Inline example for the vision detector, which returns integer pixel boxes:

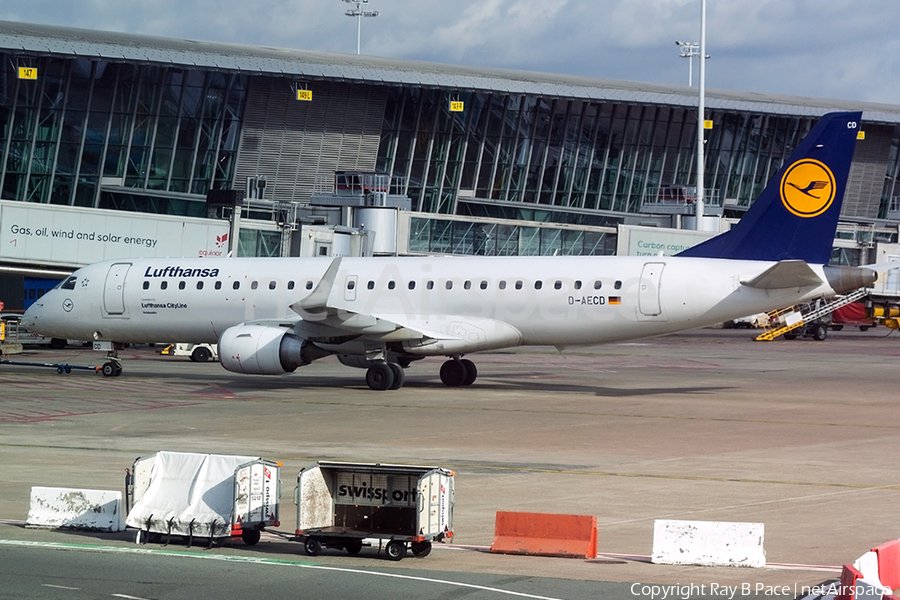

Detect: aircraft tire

[101,362,117,377]
[460,359,477,386]
[388,363,405,390]
[366,363,395,391]
[439,360,466,387]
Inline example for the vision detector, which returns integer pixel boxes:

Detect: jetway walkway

[754,288,870,341]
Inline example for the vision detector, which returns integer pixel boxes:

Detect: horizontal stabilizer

[740,260,822,290]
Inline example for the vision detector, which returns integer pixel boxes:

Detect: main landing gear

[439,358,477,387]
[365,362,406,391]
[362,357,478,391]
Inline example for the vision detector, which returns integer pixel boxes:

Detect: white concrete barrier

[651,519,766,567]
[26,487,125,532]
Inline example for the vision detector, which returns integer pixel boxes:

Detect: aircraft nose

[21,302,41,328]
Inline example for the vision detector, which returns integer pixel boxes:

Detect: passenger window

[287,281,295,290]
[215,281,222,290]
[347,280,356,290]
[233,281,240,290]
[480,281,488,290]
[197,281,204,290]
[464,281,472,290]
[499,280,507,290]
[515,280,523,290]
[426,280,434,290]
[251,281,259,290]
[554,280,562,290]
[408,281,416,290]
[161,281,168,290]
[269,281,276,290]
[306,281,313,290]
[367,281,375,290]
[445,281,453,290]
[534,281,543,290]
[615,280,622,290]
[388,281,395,290]
[574,280,582,290]
[594,280,602,290]
[179,281,186,290]
[142,281,150,290]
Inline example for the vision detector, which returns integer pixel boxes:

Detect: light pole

[675,40,709,87]
[695,0,708,230]
[343,0,379,55]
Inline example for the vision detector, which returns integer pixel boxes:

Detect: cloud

[1,0,898,103]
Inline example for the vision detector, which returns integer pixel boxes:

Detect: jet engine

[218,325,329,375]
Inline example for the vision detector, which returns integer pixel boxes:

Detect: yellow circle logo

[780,159,836,218]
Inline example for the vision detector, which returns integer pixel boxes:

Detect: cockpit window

[58,276,77,290]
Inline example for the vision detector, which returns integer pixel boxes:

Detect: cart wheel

[385,540,405,561]
[304,537,322,556]
[411,541,432,558]
[101,362,116,377]
[56,366,64,374]
[241,529,261,546]
[345,539,363,555]
[64,365,71,374]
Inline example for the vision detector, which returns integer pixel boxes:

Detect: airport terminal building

[2,20,900,307]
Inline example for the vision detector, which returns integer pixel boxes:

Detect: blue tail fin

[677,111,862,264]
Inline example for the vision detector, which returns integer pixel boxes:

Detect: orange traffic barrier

[490,511,597,559]
[874,540,900,591]
[835,563,864,600]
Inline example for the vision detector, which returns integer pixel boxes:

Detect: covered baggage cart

[126,451,280,546]
[294,461,454,560]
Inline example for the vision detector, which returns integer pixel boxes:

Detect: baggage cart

[294,461,454,560]
[126,451,280,546]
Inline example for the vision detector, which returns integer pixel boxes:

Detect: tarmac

[1,327,899,594]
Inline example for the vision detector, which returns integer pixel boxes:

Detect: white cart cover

[126,451,256,537]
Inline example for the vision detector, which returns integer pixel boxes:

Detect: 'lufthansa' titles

[144,266,220,278]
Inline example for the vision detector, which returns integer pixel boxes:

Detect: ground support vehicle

[126,451,280,547]
[160,343,218,362]
[294,461,454,561]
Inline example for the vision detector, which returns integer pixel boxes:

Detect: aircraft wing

[740,260,823,290]
[287,258,522,351]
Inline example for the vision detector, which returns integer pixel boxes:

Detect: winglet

[297,257,342,311]
[678,112,862,264]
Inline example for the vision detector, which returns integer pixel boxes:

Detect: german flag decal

[608,296,622,305]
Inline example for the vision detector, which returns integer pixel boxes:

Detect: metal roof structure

[3,19,900,123]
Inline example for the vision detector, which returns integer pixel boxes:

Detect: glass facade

[2,49,900,246]
[408,216,615,256]
[1,54,247,215]
[374,89,852,220]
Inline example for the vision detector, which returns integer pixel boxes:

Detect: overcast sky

[2,0,898,105]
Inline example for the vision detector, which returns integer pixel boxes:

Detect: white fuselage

[25,255,833,353]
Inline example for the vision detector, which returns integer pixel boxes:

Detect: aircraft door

[638,262,665,317]
[103,262,132,316]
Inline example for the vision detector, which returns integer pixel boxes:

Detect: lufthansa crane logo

[780,159,836,218]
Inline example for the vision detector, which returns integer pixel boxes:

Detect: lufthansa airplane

[23,112,876,390]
